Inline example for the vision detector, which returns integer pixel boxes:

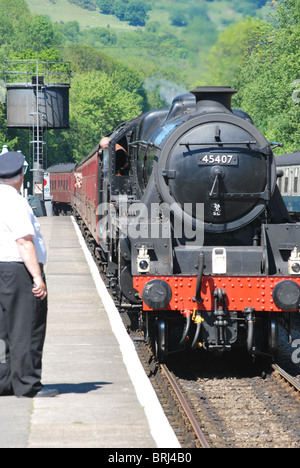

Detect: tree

[81,27,117,46]
[124,1,151,27]
[233,1,300,153]
[0,0,31,53]
[56,21,81,44]
[95,0,114,14]
[66,71,143,161]
[0,0,31,24]
[170,9,189,27]
[276,0,300,28]
[112,0,151,26]
[202,17,269,86]
[114,0,129,21]
[63,44,116,73]
[28,15,53,51]
[0,103,19,152]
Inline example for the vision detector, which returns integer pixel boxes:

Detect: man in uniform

[0,151,58,397]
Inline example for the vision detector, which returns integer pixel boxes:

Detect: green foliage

[65,71,143,161]
[112,0,151,26]
[276,0,300,28]
[202,17,269,86]
[81,27,117,47]
[116,28,189,61]
[27,15,61,51]
[0,103,19,152]
[170,8,189,27]
[67,0,97,10]
[233,0,300,153]
[96,0,114,14]
[55,21,81,44]
[71,0,152,26]
[124,1,151,27]
[62,44,144,92]
[1,0,299,168]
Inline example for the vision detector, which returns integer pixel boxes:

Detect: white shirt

[0,185,47,264]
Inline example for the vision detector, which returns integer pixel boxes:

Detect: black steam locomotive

[50,86,300,360]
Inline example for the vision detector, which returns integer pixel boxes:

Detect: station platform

[0,216,180,449]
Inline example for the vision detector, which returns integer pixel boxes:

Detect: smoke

[144,75,188,106]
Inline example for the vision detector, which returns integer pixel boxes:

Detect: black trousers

[0,262,47,397]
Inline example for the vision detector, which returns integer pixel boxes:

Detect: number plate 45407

[198,154,238,166]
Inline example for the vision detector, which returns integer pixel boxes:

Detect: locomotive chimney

[191,86,237,114]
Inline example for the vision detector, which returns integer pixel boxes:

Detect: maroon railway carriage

[70,147,99,243]
[47,163,76,215]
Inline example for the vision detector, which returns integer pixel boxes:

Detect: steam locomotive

[49,87,300,360]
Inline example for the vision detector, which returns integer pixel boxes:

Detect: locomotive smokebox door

[154,87,277,234]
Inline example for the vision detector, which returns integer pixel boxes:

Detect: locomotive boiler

[50,86,300,361]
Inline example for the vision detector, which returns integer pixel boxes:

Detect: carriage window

[294,177,298,193]
[284,177,289,193]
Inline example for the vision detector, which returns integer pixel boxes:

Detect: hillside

[26,0,266,33]
[25,0,269,87]
[26,0,135,31]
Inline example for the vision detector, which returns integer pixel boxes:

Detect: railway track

[272,363,300,397]
[160,364,210,448]
[134,324,300,448]
[135,336,300,448]
[133,338,211,448]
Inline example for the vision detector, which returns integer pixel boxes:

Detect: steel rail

[161,364,210,448]
[272,364,300,393]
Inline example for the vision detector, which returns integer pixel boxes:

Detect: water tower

[5,60,71,200]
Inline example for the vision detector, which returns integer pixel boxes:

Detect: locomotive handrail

[209,190,271,200]
[180,141,257,150]
[128,140,161,150]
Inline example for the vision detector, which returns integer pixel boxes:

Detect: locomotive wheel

[154,318,168,361]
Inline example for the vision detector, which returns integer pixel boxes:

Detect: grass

[26,0,246,33]
[26,0,135,31]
